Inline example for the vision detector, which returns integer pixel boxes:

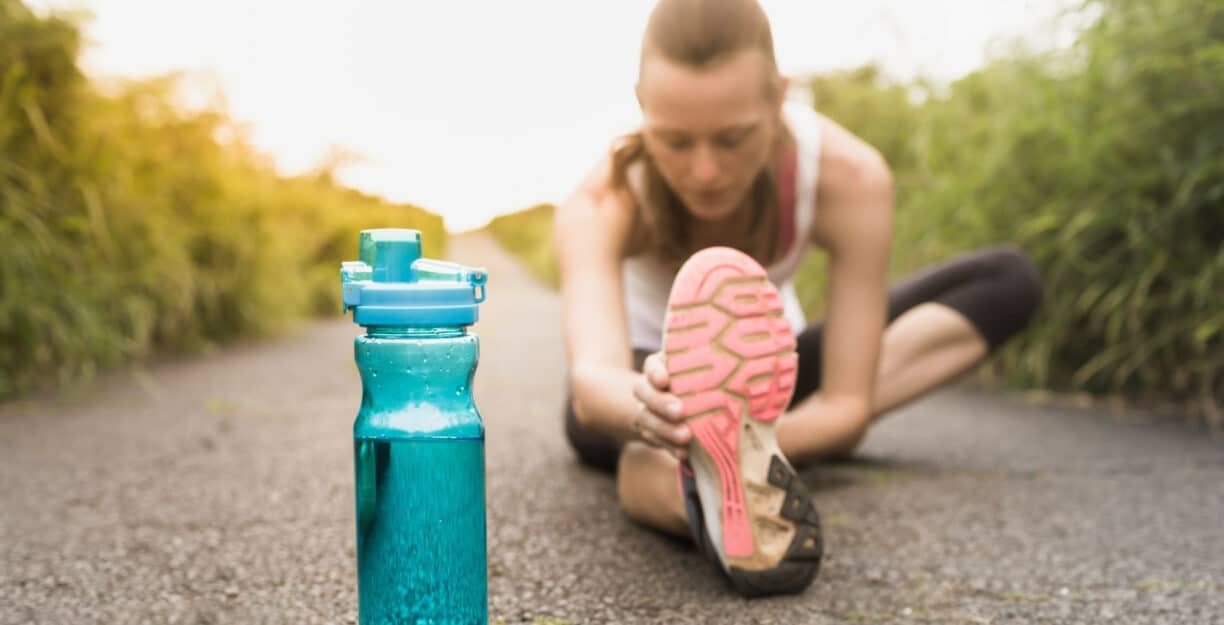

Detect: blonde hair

[612,0,791,268]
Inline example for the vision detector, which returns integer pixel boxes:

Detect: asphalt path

[3,232,1222,624]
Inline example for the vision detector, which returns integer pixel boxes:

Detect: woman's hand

[630,353,692,460]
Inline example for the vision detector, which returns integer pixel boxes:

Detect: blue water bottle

[341,228,489,625]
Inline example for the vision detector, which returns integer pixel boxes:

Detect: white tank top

[622,101,822,351]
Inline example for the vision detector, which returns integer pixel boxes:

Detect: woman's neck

[686,195,754,249]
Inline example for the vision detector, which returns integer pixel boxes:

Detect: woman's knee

[982,245,1044,317]
[956,245,1044,349]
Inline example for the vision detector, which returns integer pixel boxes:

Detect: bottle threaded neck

[365,326,467,339]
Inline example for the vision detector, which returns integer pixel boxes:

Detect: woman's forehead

[638,50,773,134]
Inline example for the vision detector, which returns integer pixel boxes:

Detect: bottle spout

[412,259,488,303]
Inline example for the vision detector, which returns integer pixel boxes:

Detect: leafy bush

[797,0,1223,420]
[487,203,558,288]
[0,1,444,398]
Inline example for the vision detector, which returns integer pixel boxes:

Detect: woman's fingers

[636,408,695,462]
[632,375,685,424]
[634,401,691,446]
[642,352,670,390]
[632,353,691,457]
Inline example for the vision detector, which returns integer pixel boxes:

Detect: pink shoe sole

[663,247,822,594]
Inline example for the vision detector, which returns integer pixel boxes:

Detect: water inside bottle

[354,437,486,625]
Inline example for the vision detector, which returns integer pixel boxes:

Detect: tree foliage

[0,1,445,397]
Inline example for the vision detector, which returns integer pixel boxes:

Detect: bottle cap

[340,229,487,327]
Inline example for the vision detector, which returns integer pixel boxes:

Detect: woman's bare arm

[555,153,687,446]
[778,115,894,463]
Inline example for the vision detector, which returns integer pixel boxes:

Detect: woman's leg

[778,303,991,462]
[610,245,1043,535]
[780,245,1043,460]
[616,441,689,537]
[563,353,690,535]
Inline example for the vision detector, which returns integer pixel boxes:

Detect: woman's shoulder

[811,113,891,190]
[807,113,895,250]
[562,142,638,217]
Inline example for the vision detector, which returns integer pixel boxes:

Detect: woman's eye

[716,132,750,149]
[667,140,693,151]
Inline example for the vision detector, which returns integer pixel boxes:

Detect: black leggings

[564,245,1044,473]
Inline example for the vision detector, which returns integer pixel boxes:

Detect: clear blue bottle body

[353,325,486,625]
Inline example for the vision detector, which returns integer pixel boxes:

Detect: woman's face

[637,49,783,221]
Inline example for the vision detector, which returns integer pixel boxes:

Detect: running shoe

[663,246,823,597]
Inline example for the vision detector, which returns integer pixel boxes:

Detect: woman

[554,0,1042,598]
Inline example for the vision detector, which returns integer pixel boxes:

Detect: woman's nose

[691,144,720,185]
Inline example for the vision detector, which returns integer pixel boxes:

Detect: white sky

[30,0,1069,231]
